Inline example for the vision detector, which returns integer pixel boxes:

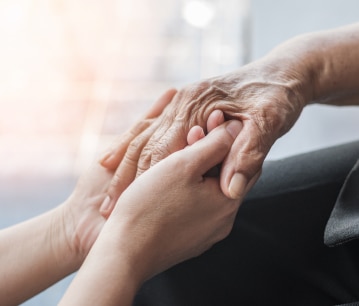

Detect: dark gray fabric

[325,159,359,246]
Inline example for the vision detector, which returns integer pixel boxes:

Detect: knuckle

[127,137,142,155]
[109,172,121,191]
[151,147,171,166]
[126,133,148,161]
[121,152,140,172]
[151,125,187,166]
[135,168,145,178]
[137,149,152,177]
[229,139,266,180]
[150,139,173,166]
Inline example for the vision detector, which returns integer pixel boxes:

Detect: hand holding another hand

[59,89,178,264]
[61,120,243,305]
[109,119,243,281]
[102,61,309,203]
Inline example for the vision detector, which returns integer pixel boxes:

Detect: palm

[65,163,114,259]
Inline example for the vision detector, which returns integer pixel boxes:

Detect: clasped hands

[62,61,307,301]
[100,62,306,214]
[63,88,242,280]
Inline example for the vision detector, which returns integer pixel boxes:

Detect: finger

[100,121,158,218]
[144,88,177,119]
[140,97,224,177]
[187,124,221,177]
[106,122,158,208]
[137,122,187,177]
[187,126,205,145]
[99,119,152,170]
[100,88,176,169]
[184,120,242,176]
[220,122,271,200]
[99,195,112,219]
[197,109,225,177]
[206,109,225,133]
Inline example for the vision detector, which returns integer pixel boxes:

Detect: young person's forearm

[0,204,79,305]
[60,221,140,306]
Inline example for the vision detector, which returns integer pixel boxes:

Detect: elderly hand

[101,58,311,203]
[101,23,359,206]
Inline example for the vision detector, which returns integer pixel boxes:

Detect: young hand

[61,119,242,306]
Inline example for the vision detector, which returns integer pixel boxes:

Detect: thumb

[220,122,270,200]
[184,120,242,176]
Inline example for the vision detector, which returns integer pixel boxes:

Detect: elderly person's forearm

[101,22,359,205]
[264,22,359,106]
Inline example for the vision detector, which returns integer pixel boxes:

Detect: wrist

[261,37,317,108]
[265,24,359,106]
[54,202,85,271]
[60,219,144,306]
[226,54,312,138]
[103,218,149,284]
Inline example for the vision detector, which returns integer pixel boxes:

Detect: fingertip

[219,165,245,200]
[162,88,178,103]
[225,120,242,139]
[99,152,118,170]
[207,109,225,132]
[185,122,240,175]
[228,172,247,199]
[168,87,178,96]
[99,151,112,165]
[187,125,205,145]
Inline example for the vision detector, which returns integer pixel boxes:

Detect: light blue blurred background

[0,0,358,304]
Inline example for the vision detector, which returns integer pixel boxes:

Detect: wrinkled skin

[101,23,359,208]
[101,59,308,206]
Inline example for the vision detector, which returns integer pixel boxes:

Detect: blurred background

[0,0,358,304]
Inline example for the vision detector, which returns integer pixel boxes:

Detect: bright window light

[182,1,215,28]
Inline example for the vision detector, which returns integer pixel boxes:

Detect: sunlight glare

[182,1,215,28]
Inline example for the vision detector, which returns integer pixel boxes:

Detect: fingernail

[226,121,242,139]
[228,173,247,199]
[100,195,111,213]
[215,110,224,123]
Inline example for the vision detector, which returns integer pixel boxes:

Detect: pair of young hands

[62,89,243,292]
